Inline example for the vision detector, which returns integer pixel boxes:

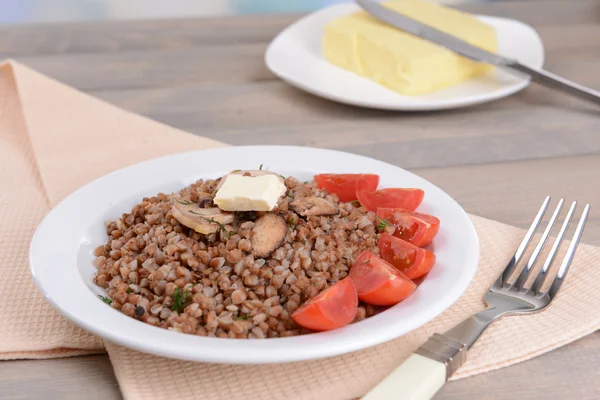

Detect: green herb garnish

[232,169,241,173]
[287,216,297,230]
[99,295,112,305]
[126,288,133,294]
[259,164,263,170]
[350,200,361,207]
[171,287,191,313]
[199,216,234,240]
[236,313,251,320]
[376,217,391,232]
[177,199,193,205]
[188,212,236,240]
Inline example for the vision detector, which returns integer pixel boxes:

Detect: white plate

[265,3,544,111]
[30,146,479,364]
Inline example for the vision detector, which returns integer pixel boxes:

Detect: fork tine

[547,204,590,299]
[500,196,550,286]
[513,199,564,290]
[531,201,577,295]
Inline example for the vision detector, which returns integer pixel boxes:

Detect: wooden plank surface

[1,0,599,399]
[1,2,597,171]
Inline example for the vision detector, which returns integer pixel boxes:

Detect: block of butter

[322,0,497,95]
[214,174,287,212]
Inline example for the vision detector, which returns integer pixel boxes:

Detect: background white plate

[265,3,545,111]
[30,146,479,364]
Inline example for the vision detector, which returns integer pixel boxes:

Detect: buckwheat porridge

[93,171,385,338]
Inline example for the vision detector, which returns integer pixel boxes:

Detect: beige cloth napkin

[1,60,599,399]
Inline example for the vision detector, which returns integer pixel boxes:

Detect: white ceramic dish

[265,3,544,111]
[30,146,479,364]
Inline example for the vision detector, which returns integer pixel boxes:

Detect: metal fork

[363,197,590,400]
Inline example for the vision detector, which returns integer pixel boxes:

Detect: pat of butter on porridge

[214,174,287,211]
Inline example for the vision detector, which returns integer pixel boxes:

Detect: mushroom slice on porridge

[196,192,214,208]
[290,196,338,217]
[250,213,287,258]
[171,199,233,234]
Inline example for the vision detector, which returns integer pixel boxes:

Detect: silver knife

[355,0,600,105]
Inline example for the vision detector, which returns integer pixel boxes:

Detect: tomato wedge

[314,174,379,202]
[349,251,416,306]
[376,208,440,247]
[378,234,436,279]
[291,277,358,331]
[357,188,424,212]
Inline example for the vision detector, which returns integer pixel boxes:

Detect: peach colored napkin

[0,59,223,359]
[1,60,599,399]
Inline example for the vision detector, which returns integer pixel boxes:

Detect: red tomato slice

[376,208,440,247]
[314,174,379,202]
[357,188,424,212]
[349,251,416,306]
[378,234,436,279]
[291,277,358,331]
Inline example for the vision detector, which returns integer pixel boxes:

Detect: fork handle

[362,333,467,400]
[362,308,501,400]
[362,354,446,400]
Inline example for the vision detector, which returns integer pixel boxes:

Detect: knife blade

[356,0,508,66]
[354,0,600,105]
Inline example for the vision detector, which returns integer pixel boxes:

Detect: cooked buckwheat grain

[93,176,382,338]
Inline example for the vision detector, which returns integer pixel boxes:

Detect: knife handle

[506,61,600,105]
[362,333,467,400]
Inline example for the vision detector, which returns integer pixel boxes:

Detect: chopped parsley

[376,217,391,232]
[350,200,361,207]
[232,169,241,173]
[171,287,191,313]
[177,199,193,205]
[236,313,251,320]
[126,288,133,294]
[259,164,263,170]
[187,212,236,240]
[98,295,112,305]
[287,216,297,230]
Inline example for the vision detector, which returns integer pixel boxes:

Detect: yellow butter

[322,0,497,95]
[214,174,286,212]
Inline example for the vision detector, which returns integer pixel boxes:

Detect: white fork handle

[362,354,446,400]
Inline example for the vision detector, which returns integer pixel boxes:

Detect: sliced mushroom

[197,192,214,208]
[289,196,338,217]
[171,199,234,235]
[250,213,287,258]
[216,170,286,196]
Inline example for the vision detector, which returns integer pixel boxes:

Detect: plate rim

[30,145,479,364]
[265,3,545,111]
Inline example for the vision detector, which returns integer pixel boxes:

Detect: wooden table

[1,0,599,398]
